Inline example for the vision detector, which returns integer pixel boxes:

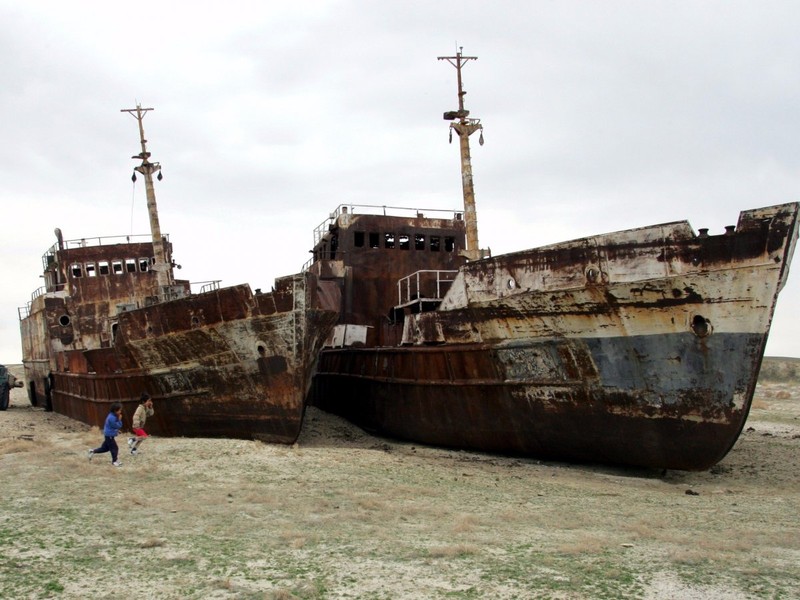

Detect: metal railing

[18,280,223,321]
[312,204,463,247]
[44,233,167,256]
[396,269,458,307]
[194,280,222,294]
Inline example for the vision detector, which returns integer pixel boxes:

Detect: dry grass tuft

[355,497,387,511]
[622,519,662,541]
[214,578,235,591]
[427,543,480,558]
[140,538,166,548]
[668,547,712,565]
[451,513,479,533]
[556,535,607,555]
[266,581,324,599]
[0,439,36,454]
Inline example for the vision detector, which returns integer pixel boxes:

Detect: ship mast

[121,104,171,292]
[438,47,486,260]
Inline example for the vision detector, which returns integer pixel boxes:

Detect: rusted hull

[311,202,799,470]
[22,273,339,442]
[313,331,764,470]
[19,122,340,442]
[50,362,307,442]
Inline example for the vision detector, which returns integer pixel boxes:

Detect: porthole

[58,314,71,327]
[507,278,516,290]
[691,315,712,338]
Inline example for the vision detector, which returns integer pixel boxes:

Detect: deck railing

[312,204,463,247]
[396,269,459,308]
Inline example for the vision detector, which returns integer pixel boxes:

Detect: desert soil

[1,359,799,600]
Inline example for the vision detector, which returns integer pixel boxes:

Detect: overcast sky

[2,0,799,365]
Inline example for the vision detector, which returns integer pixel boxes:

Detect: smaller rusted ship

[18,105,339,442]
[307,49,800,470]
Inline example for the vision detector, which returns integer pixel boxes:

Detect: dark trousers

[92,436,119,462]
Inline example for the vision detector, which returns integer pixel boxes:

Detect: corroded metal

[18,110,339,441]
[439,48,484,260]
[309,202,799,470]
[20,233,339,442]
[121,105,170,291]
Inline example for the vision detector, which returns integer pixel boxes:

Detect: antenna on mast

[121,104,171,291]
[438,47,486,261]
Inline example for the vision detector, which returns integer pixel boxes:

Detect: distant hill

[759,357,800,382]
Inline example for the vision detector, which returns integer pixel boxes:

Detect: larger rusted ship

[307,50,800,470]
[18,105,339,442]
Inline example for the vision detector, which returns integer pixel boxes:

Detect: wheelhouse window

[70,263,82,278]
[125,259,137,273]
[369,232,380,248]
[112,260,123,274]
[430,236,441,252]
[85,262,97,277]
[138,258,150,272]
[354,231,365,248]
[399,234,410,250]
[384,233,395,249]
[98,261,110,275]
[415,234,425,250]
[445,237,456,252]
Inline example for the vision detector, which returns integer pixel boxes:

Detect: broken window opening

[329,234,338,260]
[138,258,149,272]
[85,263,97,277]
[445,237,455,252]
[415,234,426,250]
[399,234,410,250]
[430,236,441,252]
[384,233,395,249]
[70,263,82,278]
[369,232,380,249]
[98,261,110,276]
[112,260,123,274]
[354,231,365,248]
[125,259,137,273]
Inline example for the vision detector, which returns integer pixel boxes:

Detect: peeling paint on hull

[21,265,339,441]
[309,202,799,470]
[313,331,763,470]
[18,118,341,443]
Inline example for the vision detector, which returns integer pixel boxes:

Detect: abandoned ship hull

[313,331,765,470]
[23,275,339,442]
[311,202,799,470]
[20,110,343,444]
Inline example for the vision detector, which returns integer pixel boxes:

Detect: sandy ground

[1,360,799,600]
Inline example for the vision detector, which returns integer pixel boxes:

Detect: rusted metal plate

[21,235,338,441]
[309,202,799,470]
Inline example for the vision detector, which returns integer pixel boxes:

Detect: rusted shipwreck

[18,105,339,441]
[307,49,800,470]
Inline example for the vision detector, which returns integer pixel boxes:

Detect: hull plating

[311,202,799,470]
[22,275,339,442]
[313,331,763,470]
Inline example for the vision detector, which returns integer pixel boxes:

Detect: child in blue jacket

[88,402,124,467]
